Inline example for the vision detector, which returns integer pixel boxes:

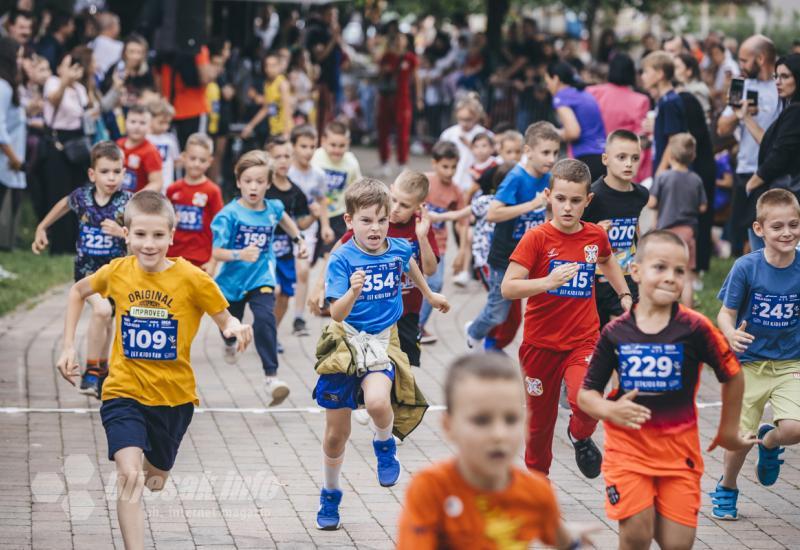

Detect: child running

[710,189,800,520]
[55,191,253,550]
[33,141,130,398]
[313,178,449,530]
[117,104,163,193]
[578,230,753,549]
[211,150,307,404]
[147,99,180,192]
[398,353,596,549]
[501,159,633,477]
[166,133,223,275]
[241,50,293,141]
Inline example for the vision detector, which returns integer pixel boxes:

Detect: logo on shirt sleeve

[584,244,599,263]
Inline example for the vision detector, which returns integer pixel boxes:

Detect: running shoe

[264,378,290,407]
[756,424,784,486]
[568,426,602,479]
[223,342,237,364]
[453,270,471,287]
[373,437,401,487]
[709,479,739,520]
[292,317,309,336]
[419,329,437,345]
[315,488,342,530]
[465,321,480,351]
[277,341,284,354]
[78,369,101,398]
[353,408,370,425]
[558,382,570,410]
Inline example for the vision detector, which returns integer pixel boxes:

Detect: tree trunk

[486,0,510,72]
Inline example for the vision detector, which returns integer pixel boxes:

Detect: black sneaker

[292,317,309,336]
[79,369,101,399]
[568,426,602,479]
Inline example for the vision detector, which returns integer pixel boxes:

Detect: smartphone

[746,89,759,105]
[728,78,745,106]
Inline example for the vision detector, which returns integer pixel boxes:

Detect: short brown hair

[324,120,349,138]
[344,177,391,217]
[444,353,520,411]
[497,130,523,149]
[634,229,688,262]
[642,50,675,81]
[549,158,591,191]
[147,98,175,119]
[431,140,459,161]
[524,121,560,149]
[756,188,800,224]
[234,150,270,180]
[668,133,696,166]
[90,140,123,168]
[126,103,150,117]
[124,190,175,229]
[606,129,640,148]
[266,135,289,152]
[185,132,213,154]
[290,124,317,144]
[393,170,429,202]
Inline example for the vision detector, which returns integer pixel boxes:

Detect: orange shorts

[602,466,701,527]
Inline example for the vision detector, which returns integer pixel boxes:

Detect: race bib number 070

[608,217,637,249]
[618,343,683,392]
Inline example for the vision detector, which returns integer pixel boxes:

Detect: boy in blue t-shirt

[640,51,687,175]
[314,178,449,531]
[710,189,800,520]
[211,150,307,406]
[465,122,560,350]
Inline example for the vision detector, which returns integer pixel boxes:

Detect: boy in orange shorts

[398,353,594,549]
[578,230,754,549]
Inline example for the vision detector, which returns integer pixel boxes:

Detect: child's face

[150,114,171,135]
[640,64,661,91]
[389,185,423,225]
[603,139,641,183]
[236,165,270,208]
[524,140,559,176]
[498,139,522,164]
[471,138,493,163]
[125,214,174,272]
[293,135,316,165]
[88,157,124,195]
[33,60,51,85]
[456,107,478,132]
[264,56,281,79]
[432,157,457,184]
[269,143,291,177]
[126,112,150,141]
[753,204,800,255]
[182,144,212,181]
[544,179,592,231]
[345,203,390,253]
[631,241,688,307]
[322,132,349,162]
[443,375,525,484]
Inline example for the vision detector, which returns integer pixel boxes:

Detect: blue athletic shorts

[313,367,395,409]
[100,397,194,471]
[276,256,296,297]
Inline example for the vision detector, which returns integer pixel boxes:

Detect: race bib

[618,343,684,392]
[546,261,595,298]
[512,209,546,239]
[267,102,279,117]
[401,240,420,291]
[324,169,348,193]
[175,205,203,232]
[272,233,292,257]
[607,217,637,249]
[357,260,402,302]
[426,204,447,230]
[122,169,137,192]
[750,292,799,329]
[78,224,119,256]
[121,310,177,361]
[156,143,169,161]
[233,224,274,250]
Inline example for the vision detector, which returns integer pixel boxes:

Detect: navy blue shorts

[100,397,194,471]
[313,368,395,409]
[276,256,296,297]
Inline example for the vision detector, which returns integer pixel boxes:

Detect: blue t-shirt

[552,87,606,158]
[654,90,687,174]
[325,237,413,334]
[718,250,800,362]
[487,163,551,270]
[211,198,285,301]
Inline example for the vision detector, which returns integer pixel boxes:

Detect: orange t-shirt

[397,459,560,550]
[424,171,466,254]
[159,47,211,120]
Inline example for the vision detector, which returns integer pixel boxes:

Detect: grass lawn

[694,256,736,322]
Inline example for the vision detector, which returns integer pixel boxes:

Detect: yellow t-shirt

[310,148,362,217]
[90,256,229,407]
[264,74,288,136]
[205,81,221,135]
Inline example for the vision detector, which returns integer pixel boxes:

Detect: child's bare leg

[653,514,695,550]
[721,447,751,489]
[322,409,351,489]
[143,457,170,492]
[764,418,800,447]
[274,292,289,328]
[85,294,113,361]
[618,508,655,550]
[113,447,146,550]
[294,258,310,318]
[361,372,393,440]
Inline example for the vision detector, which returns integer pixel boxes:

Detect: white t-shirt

[439,124,492,191]
[43,76,88,131]
[721,79,781,174]
[147,132,180,192]
[288,164,326,203]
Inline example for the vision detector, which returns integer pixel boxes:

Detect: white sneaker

[223,342,238,364]
[264,377,290,406]
[379,163,392,177]
[353,408,370,425]
[410,141,425,156]
[465,321,481,352]
[453,270,471,287]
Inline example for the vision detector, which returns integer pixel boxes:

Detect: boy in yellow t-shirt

[241,50,293,140]
[56,191,253,549]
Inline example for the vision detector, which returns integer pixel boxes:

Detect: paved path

[1,148,799,549]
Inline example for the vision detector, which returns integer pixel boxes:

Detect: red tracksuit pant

[519,339,599,475]
[488,299,521,349]
[377,95,412,165]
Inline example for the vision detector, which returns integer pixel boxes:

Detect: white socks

[323,450,344,491]
[373,413,394,442]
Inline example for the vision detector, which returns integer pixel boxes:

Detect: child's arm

[486,196,544,223]
[279,78,292,137]
[212,245,260,263]
[578,388,651,428]
[100,219,125,238]
[415,210,438,276]
[144,170,163,192]
[501,260,578,300]
[717,307,754,354]
[278,212,308,259]
[597,254,633,311]
[707,370,759,451]
[55,278,99,385]
[32,196,71,254]
[427,204,471,222]
[209,309,253,352]
[308,254,330,315]
[329,270,365,322]
[406,260,450,313]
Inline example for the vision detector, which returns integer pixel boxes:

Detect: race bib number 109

[546,261,595,298]
[618,343,683,392]
[121,312,177,360]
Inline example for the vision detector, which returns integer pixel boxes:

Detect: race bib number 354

[357,260,402,302]
[618,343,683,392]
[546,261,595,298]
[121,314,177,360]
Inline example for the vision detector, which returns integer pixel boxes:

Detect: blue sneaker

[373,438,401,487]
[79,369,101,399]
[315,488,342,530]
[483,336,497,351]
[709,479,739,520]
[756,424,785,486]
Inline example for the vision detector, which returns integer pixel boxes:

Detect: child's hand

[308,286,325,316]
[241,125,254,139]
[308,201,321,217]
[56,348,80,386]
[320,224,335,244]
[201,260,217,276]
[223,321,253,352]
[546,262,579,290]
[239,245,261,263]
[529,193,544,211]
[415,207,432,239]
[429,292,450,313]
[350,269,366,297]
[606,390,651,429]
[707,430,760,452]
[100,219,125,238]
[31,227,48,254]
[452,249,466,273]
[597,219,612,233]
[295,239,309,260]
[562,522,604,549]
[726,320,754,354]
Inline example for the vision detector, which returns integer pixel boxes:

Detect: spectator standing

[4,9,33,50]
[674,53,712,125]
[89,12,122,81]
[710,42,741,104]
[0,36,26,250]
[306,7,344,138]
[35,11,74,73]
